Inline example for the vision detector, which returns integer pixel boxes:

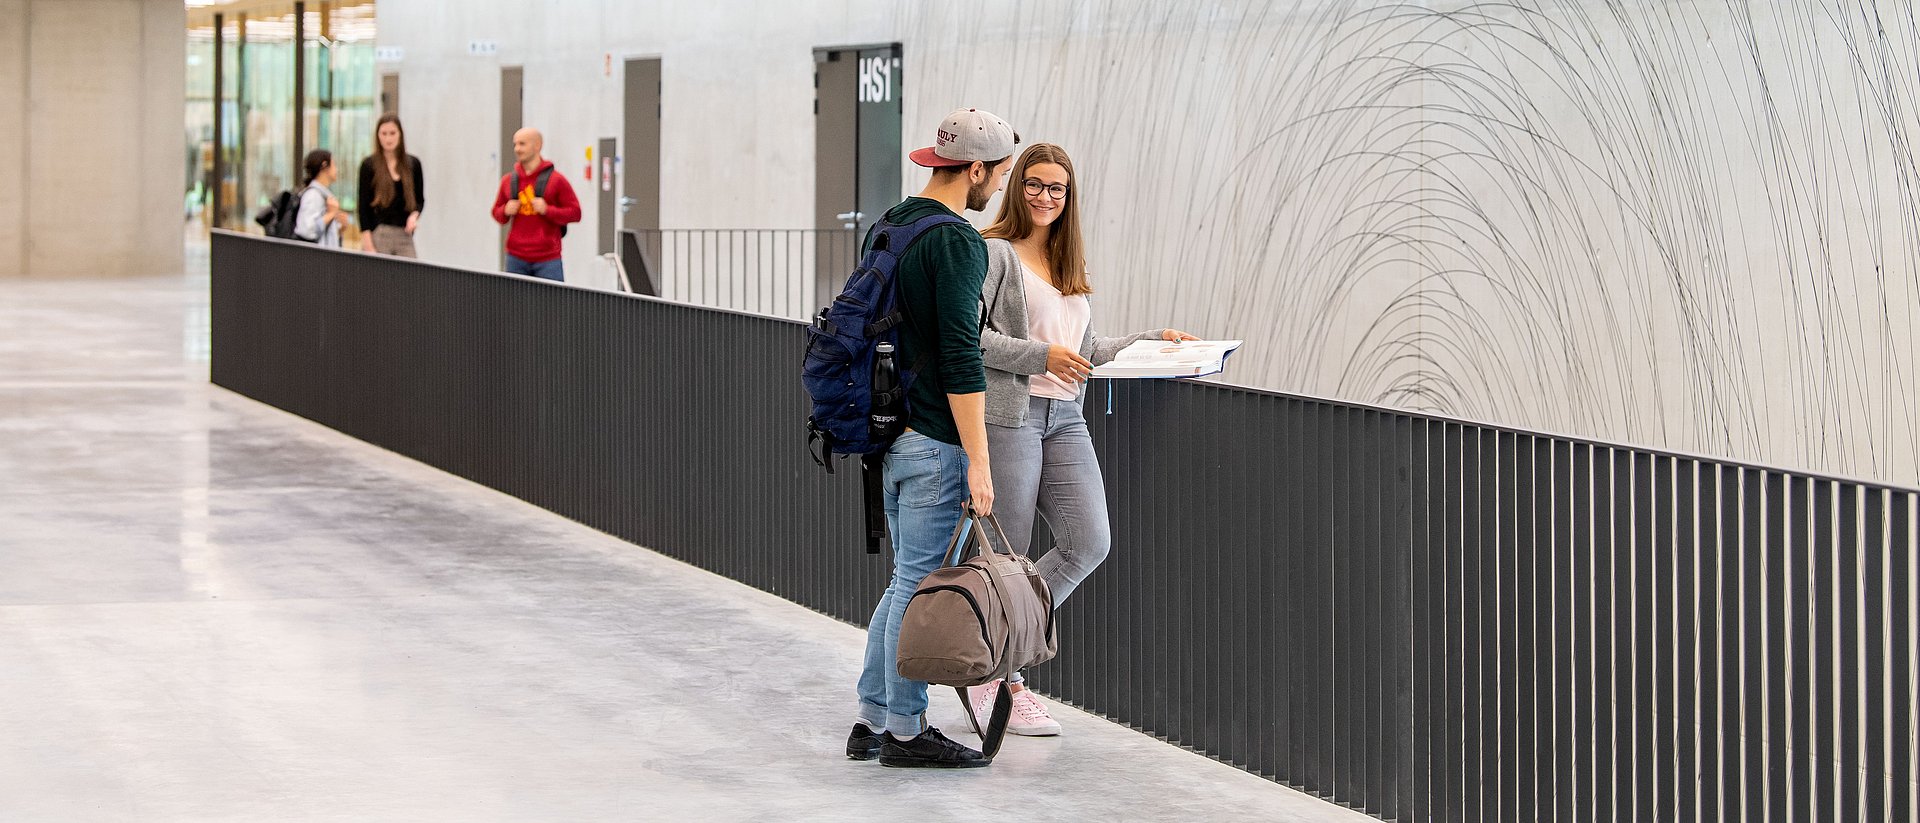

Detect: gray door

[854,45,902,233]
[380,72,399,115]
[814,51,857,234]
[596,137,617,256]
[813,44,901,307]
[499,66,523,268]
[622,58,661,233]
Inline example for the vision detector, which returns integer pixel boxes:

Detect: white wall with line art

[381,1,1920,487]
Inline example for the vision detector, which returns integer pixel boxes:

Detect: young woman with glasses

[966,143,1196,737]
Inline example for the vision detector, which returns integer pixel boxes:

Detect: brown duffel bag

[896,509,1057,757]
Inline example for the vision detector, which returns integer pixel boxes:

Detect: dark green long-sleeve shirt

[872,197,987,446]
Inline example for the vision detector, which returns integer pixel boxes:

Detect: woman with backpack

[292,149,345,248]
[965,142,1196,737]
[357,113,425,257]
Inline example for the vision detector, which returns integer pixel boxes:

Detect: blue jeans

[855,430,970,738]
[505,254,564,282]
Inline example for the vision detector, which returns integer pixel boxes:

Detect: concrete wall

[377,2,897,280]
[380,0,1920,487]
[0,0,183,278]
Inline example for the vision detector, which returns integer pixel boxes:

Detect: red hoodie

[490,159,581,262]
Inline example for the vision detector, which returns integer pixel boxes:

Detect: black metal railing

[626,228,859,320]
[211,232,1918,823]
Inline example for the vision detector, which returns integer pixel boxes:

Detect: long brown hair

[983,143,1089,296]
[368,113,417,212]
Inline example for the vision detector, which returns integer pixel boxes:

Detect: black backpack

[512,166,567,237]
[253,188,306,240]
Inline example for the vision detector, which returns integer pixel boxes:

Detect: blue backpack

[803,211,967,551]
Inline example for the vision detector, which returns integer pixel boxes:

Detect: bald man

[491,128,582,281]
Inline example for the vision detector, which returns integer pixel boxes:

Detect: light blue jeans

[855,430,970,738]
[986,396,1112,684]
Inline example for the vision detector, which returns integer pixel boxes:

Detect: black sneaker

[846,723,884,760]
[878,727,991,768]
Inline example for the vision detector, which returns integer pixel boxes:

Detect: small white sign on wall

[375,46,405,63]
[468,40,499,56]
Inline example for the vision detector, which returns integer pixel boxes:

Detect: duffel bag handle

[939,506,1020,568]
[975,511,1018,558]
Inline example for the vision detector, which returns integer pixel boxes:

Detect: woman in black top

[357,113,425,257]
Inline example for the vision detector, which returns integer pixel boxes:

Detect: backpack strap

[507,167,558,225]
[805,419,836,474]
[888,212,968,250]
[509,167,555,199]
[860,453,888,554]
[868,211,970,367]
[865,211,967,259]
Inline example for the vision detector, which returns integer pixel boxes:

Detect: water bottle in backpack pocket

[867,342,906,445]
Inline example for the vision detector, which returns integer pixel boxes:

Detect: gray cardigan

[979,238,1162,427]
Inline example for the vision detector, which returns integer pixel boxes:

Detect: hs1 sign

[857,56,892,103]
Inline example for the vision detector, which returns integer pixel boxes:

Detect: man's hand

[949,391,993,517]
[1161,329,1200,342]
[967,462,995,517]
[1046,344,1093,384]
[531,197,549,215]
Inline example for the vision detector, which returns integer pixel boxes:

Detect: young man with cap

[848,108,1019,769]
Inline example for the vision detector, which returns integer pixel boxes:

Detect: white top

[293,183,342,248]
[1020,261,1091,401]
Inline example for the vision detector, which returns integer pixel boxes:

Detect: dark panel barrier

[212,233,1920,822]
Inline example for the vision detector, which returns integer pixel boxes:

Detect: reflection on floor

[0,269,1369,822]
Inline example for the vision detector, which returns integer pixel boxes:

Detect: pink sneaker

[964,680,1001,736]
[1007,688,1062,736]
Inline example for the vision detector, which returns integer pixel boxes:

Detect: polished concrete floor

[0,264,1371,822]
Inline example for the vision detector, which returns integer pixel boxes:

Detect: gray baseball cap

[910,108,1019,168]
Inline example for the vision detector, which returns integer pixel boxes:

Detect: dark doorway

[499,66,523,268]
[813,44,901,306]
[622,57,661,234]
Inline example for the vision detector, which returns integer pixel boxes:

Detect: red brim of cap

[909,146,969,168]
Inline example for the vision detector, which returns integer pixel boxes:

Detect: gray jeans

[986,395,1113,611]
[370,225,417,258]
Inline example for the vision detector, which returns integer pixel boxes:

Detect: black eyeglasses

[1022,179,1069,200]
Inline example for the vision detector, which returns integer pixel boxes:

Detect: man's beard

[965,178,996,211]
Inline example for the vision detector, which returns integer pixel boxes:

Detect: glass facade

[186,2,378,236]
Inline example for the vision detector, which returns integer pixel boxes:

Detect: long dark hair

[983,143,1089,296]
[302,149,333,186]
[368,113,417,212]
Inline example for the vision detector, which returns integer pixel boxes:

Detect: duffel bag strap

[939,511,979,568]
[954,681,1013,759]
